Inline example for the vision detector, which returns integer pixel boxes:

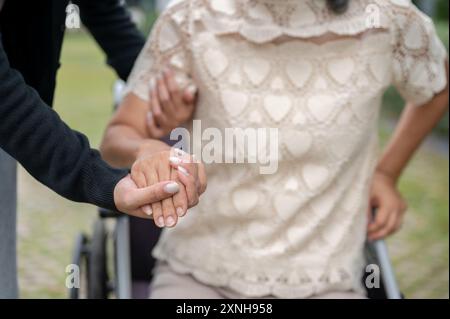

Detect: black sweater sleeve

[75,0,146,81]
[0,37,128,210]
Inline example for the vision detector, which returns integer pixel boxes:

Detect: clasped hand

[113,67,204,228]
[132,147,207,228]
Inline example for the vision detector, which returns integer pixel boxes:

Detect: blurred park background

[16,0,448,298]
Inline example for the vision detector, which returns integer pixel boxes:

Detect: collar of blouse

[195,0,394,44]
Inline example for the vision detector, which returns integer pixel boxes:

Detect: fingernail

[178,166,189,176]
[164,182,179,194]
[186,84,197,95]
[173,148,186,156]
[169,156,182,164]
[147,111,153,123]
[157,216,165,228]
[149,78,156,90]
[143,205,152,216]
[166,216,175,227]
[176,207,185,217]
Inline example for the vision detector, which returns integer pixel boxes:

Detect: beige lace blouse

[125,0,447,298]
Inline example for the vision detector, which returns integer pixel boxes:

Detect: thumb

[125,181,180,209]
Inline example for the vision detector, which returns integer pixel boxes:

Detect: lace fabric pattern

[125,0,448,298]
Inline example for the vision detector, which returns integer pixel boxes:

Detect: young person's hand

[146,67,197,138]
[113,174,180,219]
[131,147,207,228]
[367,170,408,241]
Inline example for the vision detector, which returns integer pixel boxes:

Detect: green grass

[17,30,449,299]
[53,31,117,146]
[436,21,449,49]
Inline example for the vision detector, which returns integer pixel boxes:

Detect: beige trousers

[149,262,366,299]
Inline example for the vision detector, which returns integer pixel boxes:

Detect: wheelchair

[69,208,130,299]
[68,80,403,299]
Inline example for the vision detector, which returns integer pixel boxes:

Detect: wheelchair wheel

[87,219,109,299]
[68,233,88,299]
[69,219,110,299]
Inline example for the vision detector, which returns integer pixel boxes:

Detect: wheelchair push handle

[371,239,402,299]
[370,208,402,299]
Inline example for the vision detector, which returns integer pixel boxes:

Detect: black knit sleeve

[0,36,128,210]
[74,0,146,81]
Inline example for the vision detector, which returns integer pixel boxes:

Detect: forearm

[0,43,127,210]
[377,76,449,182]
[101,125,170,168]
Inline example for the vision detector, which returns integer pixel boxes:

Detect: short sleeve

[391,1,448,106]
[124,1,193,101]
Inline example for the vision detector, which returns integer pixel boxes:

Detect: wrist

[374,166,400,185]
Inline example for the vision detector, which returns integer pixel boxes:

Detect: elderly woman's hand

[131,147,207,228]
[146,67,197,138]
